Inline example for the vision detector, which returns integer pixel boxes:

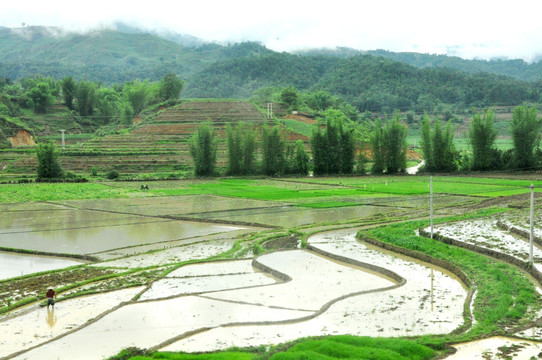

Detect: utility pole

[266,103,273,119]
[430,176,434,239]
[60,130,66,150]
[530,183,534,265]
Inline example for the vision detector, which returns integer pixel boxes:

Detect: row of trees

[35,104,542,180]
[369,117,408,174]
[189,122,310,177]
[311,110,356,175]
[190,105,542,178]
[189,108,366,177]
[418,105,542,173]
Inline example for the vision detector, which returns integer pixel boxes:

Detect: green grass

[116,335,436,360]
[407,133,513,151]
[271,336,435,360]
[0,182,142,203]
[451,137,514,151]
[363,210,540,340]
[2,175,539,204]
[295,176,539,197]
[276,118,314,137]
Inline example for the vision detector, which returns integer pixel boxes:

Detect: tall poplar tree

[370,116,407,174]
[311,109,355,175]
[262,126,285,176]
[226,123,257,175]
[469,109,497,170]
[370,119,386,174]
[511,106,542,169]
[189,123,217,176]
[384,116,407,173]
[226,124,243,175]
[419,116,458,172]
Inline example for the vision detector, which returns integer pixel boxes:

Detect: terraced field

[2,176,542,359]
[0,101,310,178]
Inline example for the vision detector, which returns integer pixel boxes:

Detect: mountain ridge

[2,25,542,83]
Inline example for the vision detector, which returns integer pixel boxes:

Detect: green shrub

[107,170,119,180]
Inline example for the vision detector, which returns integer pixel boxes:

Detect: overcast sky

[2,0,542,62]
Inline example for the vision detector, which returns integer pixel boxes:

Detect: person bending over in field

[46,288,56,309]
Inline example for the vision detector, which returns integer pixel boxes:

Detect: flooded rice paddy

[0,287,143,357]
[8,237,466,359]
[0,198,471,360]
[164,230,468,353]
[0,204,242,256]
[448,336,542,359]
[0,252,82,280]
[60,195,286,218]
[430,218,542,263]
[61,195,394,228]
[193,203,392,227]
[3,194,542,359]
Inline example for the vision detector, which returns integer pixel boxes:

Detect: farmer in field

[46,288,56,309]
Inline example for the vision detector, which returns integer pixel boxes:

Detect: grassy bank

[111,335,437,360]
[363,210,541,343]
[1,175,539,204]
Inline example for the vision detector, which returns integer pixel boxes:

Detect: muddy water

[0,206,243,255]
[140,273,277,300]
[140,260,276,300]
[4,227,468,359]
[0,287,143,358]
[195,204,392,227]
[10,249,394,359]
[203,250,396,311]
[12,296,311,360]
[449,336,542,359]
[164,230,468,352]
[92,239,237,268]
[63,195,286,217]
[0,251,83,280]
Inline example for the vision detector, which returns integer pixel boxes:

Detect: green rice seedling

[142,352,255,360]
[271,337,434,360]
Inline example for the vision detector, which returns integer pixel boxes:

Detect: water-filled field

[3,231,468,359]
[0,202,244,256]
[2,177,542,359]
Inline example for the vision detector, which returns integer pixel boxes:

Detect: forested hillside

[1,26,541,114]
[0,26,271,83]
[300,48,542,82]
[185,53,539,112]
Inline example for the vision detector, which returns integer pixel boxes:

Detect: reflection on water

[0,207,242,255]
[195,205,391,227]
[63,195,286,218]
[0,287,144,358]
[0,252,82,280]
[46,308,57,328]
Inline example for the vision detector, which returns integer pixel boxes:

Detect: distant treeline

[3,53,537,114]
[186,53,540,113]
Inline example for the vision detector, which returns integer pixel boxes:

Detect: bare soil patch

[0,267,114,308]
[263,235,300,250]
